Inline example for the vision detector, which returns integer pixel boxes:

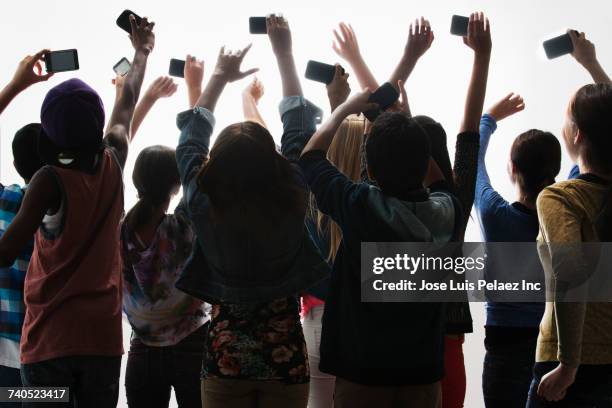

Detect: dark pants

[125,323,208,408]
[0,364,23,408]
[482,326,539,408]
[526,361,612,407]
[20,355,121,408]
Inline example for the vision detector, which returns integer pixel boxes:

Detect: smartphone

[450,15,469,36]
[116,9,142,34]
[363,82,400,122]
[543,32,576,59]
[249,17,267,34]
[305,60,344,84]
[44,49,79,73]
[169,59,185,78]
[113,57,131,76]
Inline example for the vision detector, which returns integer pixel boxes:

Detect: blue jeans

[20,355,121,408]
[0,364,22,408]
[526,361,612,407]
[482,326,539,408]
[125,323,208,408]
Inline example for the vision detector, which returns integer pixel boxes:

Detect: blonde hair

[312,114,365,262]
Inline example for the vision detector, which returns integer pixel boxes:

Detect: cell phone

[113,57,131,76]
[44,49,79,73]
[116,9,142,34]
[543,32,577,59]
[305,60,344,85]
[363,82,400,122]
[249,17,267,34]
[169,59,186,78]
[450,15,469,36]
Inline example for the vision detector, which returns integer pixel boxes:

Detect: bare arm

[242,77,267,127]
[184,55,205,108]
[104,14,155,168]
[268,15,302,97]
[388,17,434,90]
[326,65,351,112]
[333,23,379,91]
[569,30,611,84]
[130,76,178,138]
[460,12,492,134]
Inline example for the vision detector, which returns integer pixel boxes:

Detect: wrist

[4,80,27,96]
[474,51,492,62]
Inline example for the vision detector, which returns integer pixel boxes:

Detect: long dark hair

[126,145,180,232]
[510,130,561,202]
[197,121,305,222]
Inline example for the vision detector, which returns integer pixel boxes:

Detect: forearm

[461,54,490,133]
[130,95,157,140]
[388,54,417,88]
[302,107,348,154]
[581,60,611,84]
[275,53,302,97]
[188,85,202,109]
[242,94,267,128]
[347,55,379,91]
[196,74,227,112]
[0,82,22,116]
[555,301,586,367]
[108,49,149,131]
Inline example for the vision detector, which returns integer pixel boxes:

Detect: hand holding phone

[363,82,399,122]
[117,9,142,34]
[44,49,79,73]
[113,57,131,76]
[169,59,186,78]
[450,15,469,36]
[9,50,53,91]
[249,17,267,34]
[543,31,577,59]
[305,60,345,84]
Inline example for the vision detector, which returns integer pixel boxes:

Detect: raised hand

[185,55,205,90]
[10,50,53,92]
[332,23,362,64]
[144,76,178,100]
[129,14,156,55]
[327,65,350,112]
[213,44,258,83]
[405,17,434,62]
[569,30,596,66]
[243,77,265,104]
[463,12,491,56]
[486,93,525,122]
[267,14,292,57]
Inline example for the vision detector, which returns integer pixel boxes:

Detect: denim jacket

[174,97,330,304]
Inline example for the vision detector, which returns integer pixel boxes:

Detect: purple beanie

[40,78,105,151]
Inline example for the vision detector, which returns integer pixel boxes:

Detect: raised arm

[184,55,205,108]
[268,15,301,97]
[104,14,155,168]
[332,23,379,91]
[569,30,611,84]
[326,65,351,112]
[242,77,268,128]
[130,76,178,138]
[460,12,492,133]
[0,50,53,116]
[388,17,434,90]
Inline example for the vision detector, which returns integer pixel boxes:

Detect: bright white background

[1,0,610,406]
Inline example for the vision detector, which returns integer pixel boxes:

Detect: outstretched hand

[463,12,491,56]
[333,23,362,64]
[487,93,525,122]
[185,55,205,90]
[405,17,434,62]
[268,14,292,57]
[327,65,351,111]
[129,14,156,55]
[213,44,258,82]
[244,77,265,104]
[9,50,53,92]
[145,76,178,100]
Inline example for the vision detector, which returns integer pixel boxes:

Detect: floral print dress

[204,296,309,384]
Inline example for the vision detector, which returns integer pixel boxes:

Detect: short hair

[12,123,45,181]
[365,112,430,193]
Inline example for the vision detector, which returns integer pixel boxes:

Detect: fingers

[129,14,138,35]
[239,68,260,79]
[239,43,253,60]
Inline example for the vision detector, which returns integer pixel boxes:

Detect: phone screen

[117,10,142,34]
[450,15,469,36]
[249,17,267,34]
[45,50,79,73]
[305,60,337,84]
[113,58,131,76]
[169,59,186,78]
[543,33,574,59]
[364,82,400,122]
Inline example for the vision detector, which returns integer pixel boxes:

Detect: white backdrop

[1,0,610,406]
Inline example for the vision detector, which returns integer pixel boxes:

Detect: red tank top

[21,148,124,364]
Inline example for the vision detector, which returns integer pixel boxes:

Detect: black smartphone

[249,17,267,34]
[113,57,131,76]
[116,9,142,34]
[44,49,79,73]
[305,60,344,84]
[543,32,576,59]
[450,15,469,36]
[169,59,185,78]
[363,82,400,122]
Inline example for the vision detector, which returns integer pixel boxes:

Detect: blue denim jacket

[174,97,330,304]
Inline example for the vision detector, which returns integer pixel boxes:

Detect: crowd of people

[0,11,611,408]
